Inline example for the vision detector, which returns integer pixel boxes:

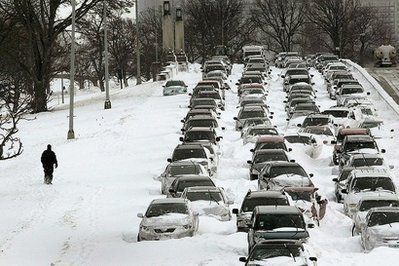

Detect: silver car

[137,198,199,241]
[360,207,399,251]
[351,194,399,236]
[181,186,233,221]
[157,161,208,194]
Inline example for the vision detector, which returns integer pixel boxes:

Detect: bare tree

[184,0,255,62]
[251,0,307,53]
[0,0,132,113]
[307,0,361,57]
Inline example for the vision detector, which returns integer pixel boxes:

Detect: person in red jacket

[41,144,58,184]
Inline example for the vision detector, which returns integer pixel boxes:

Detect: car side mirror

[181,128,185,132]
[216,137,221,142]
[283,100,287,103]
[367,92,370,95]
[381,149,386,153]
[311,82,315,85]
[239,257,247,262]
[221,127,226,130]
[232,208,239,214]
[179,137,184,142]
[309,257,317,262]
[307,223,315,228]
[167,158,172,162]
[247,160,252,164]
[297,123,302,127]
[233,117,238,120]
[235,83,239,86]
[137,213,144,218]
[288,148,292,152]
[250,149,254,152]
[210,158,214,162]
[332,178,338,182]
[290,159,295,163]
[309,173,314,178]
[281,75,285,78]
[188,93,192,96]
[169,188,175,193]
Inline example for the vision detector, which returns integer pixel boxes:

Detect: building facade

[361,0,399,43]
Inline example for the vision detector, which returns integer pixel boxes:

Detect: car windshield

[284,136,311,144]
[286,191,312,201]
[361,121,382,129]
[341,87,363,94]
[352,177,395,193]
[360,108,374,116]
[334,74,353,80]
[303,117,329,127]
[303,127,333,136]
[368,212,399,227]
[289,78,309,84]
[198,92,221,100]
[323,110,349,118]
[270,165,307,178]
[255,214,305,230]
[243,89,264,95]
[185,131,215,142]
[286,70,308,76]
[254,153,288,163]
[146,203,188,217]
[186,191,223,202]
[249,128,278,136]
[338,169,353,181]
[173,148,206,161]
[240,77,262,84]
[258,142,287,151]
[166,80,184,87]
[193,98,216,105]
[241,198,289,212]
[345,141,376,151]
[169,165,201,176]
[241,99,264,106]
[352,157,383,167]
[359,200,399,212]
[239,110,266,119]
[295,105,319,112]
[243,119,269,127]
[187,119,217,128]
[177,179,214,192]
[249,245,302,261]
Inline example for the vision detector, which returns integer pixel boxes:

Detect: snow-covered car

[232,190,290,232]
[247,206,311,252]
[157,161,209,194]
[351,194,399,236]
[299,125,336,145]
[189,98,218,111]
[341,153,393,172]
[332,166,355,202]
[300,113,335,128]
[168,143,214,175]
[162,80,188,96]
[239,117,273,132]
[183,108,220,123]
[336,84,367,106]
[251,135,290,153]
[289,103,320,119]
[284,133,322,158]
[239,239,318,266]
[137,198,199,241]
[180,186,233,221]
[181,115,221,133]
[342,168,397,218]
[247,149,290,180]
[180,126,222,148]
[360,207,399,251]
[205,70,228,80]
[242,125,279,145]
[332,128,370,165]
[258,161,313,190]
[322,106,351,126]
[234,106,269,131]
[167,175,215,198]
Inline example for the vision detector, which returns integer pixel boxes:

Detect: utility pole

[67,0,76,140]
[103,1,111,109]
[136,0,141,85]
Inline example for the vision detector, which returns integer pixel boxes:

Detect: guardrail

[342,59,399,116]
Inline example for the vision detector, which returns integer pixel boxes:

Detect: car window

[169,165,201,176]
[368,212,399,227]
[352,177,395,192]
[269,165,307,178]
[173,148,206,161]
[186,191,223,202]
[256,214,305,230]
[177,180,214,192]
[359,200,399,212]
[242,198,289,212]
[249,245,301,261]
[254,153,288,163]
[146,203,188,217]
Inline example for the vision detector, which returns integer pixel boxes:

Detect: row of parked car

[234,51,320,266]
[137,58,234,241]
[281,52,399,252]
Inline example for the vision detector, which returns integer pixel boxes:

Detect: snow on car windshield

[146,203,188,217]
[249,245,301,261]
[241,198,289,212]
[256,214,305,230]
[359,200,399,212]
[186,191,223,202]
[170,165,201,176]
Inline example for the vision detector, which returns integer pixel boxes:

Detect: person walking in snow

[311,195,328,226]
[41,144,58,184]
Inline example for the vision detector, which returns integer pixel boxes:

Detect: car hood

[142,213,191,227]
[246,256,307,266]
[369,223,399,237]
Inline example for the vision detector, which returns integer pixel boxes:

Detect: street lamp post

[103,1,111,109]
[136,0,141,85]
[67,0,76,139]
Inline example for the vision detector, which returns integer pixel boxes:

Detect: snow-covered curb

[342,59,399,116]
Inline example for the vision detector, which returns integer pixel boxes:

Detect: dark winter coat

[41,147,58,170]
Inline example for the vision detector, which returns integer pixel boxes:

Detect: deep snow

[1,62,399,265]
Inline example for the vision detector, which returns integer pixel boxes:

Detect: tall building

[361,0,399,43]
